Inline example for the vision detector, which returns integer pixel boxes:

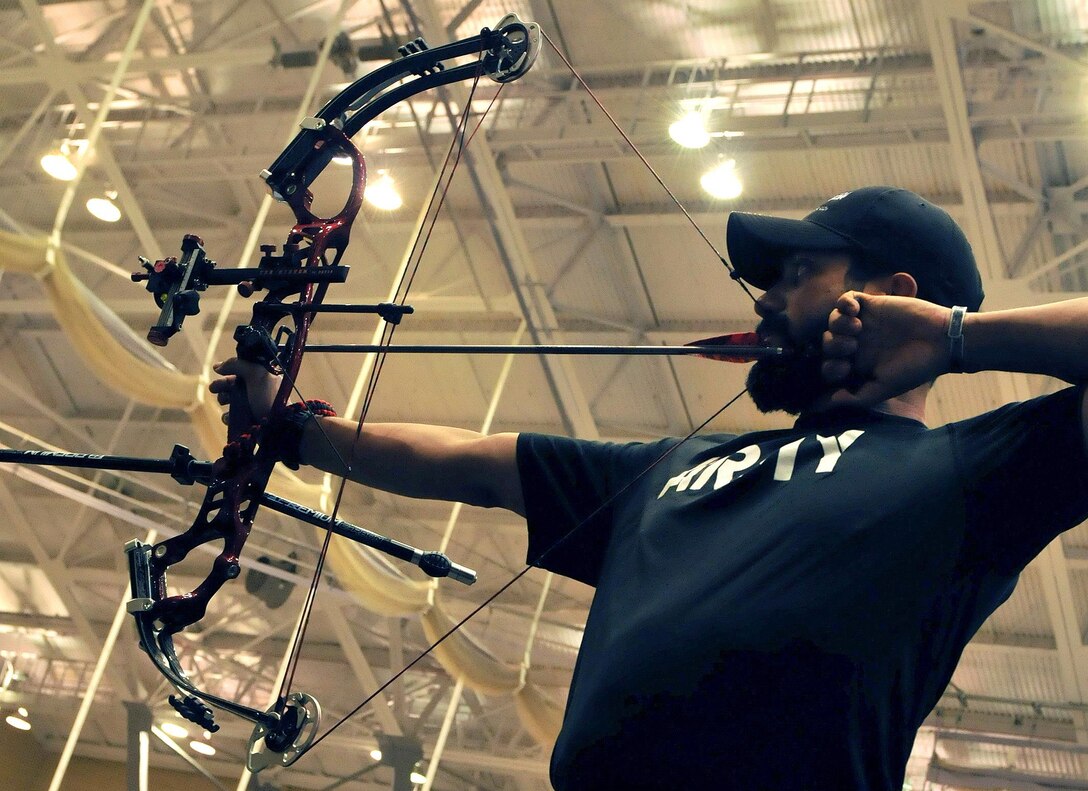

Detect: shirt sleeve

[951,386,1088,574]
[516,433,679,586]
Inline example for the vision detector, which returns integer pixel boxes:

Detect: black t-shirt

[517,388,1088,791]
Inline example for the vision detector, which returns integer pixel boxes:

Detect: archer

[214,186,1088,789]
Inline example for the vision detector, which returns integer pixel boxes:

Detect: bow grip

[225,371,262,443]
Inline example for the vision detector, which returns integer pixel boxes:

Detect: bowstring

[293,36,770,752]
[539,30,758,304]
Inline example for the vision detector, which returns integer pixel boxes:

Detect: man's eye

[788,263,811,284]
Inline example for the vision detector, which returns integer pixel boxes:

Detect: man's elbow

[459,432,525,516]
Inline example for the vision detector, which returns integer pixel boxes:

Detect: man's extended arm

[209,358,525,516]
[959,298,1088,383]
[298,418,524,516]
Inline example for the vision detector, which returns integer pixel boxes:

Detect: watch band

[947,305,967,373]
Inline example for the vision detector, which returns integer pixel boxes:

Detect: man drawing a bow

[213,186,1088,790]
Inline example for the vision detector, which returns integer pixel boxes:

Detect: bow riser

[127,138,367,749]
[282,126,366,256]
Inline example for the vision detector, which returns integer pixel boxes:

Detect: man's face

[747,251,858,415]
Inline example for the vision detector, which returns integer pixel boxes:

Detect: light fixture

[370,748,383,761]
[86,190,122,222]
[189,740,215,756]
[40,139,88,181]
[159,721,188,738]
[700,158,743,200]
[17,707,27,717]
[332,153,354,166]
[410,770,427,784]
[5,714,30,731]
[40,139,86,181]
[41,149,78,181]
[364,169,403,211]
[668,111,711,149]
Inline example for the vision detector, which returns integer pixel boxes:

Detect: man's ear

[863,272,918,298]
[887,272,918,298]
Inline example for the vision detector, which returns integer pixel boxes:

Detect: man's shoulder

[948,385,1083,435]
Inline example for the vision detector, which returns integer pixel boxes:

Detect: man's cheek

[792,315,827,349]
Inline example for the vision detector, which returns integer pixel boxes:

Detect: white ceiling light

[159,721,188,738]
[370,749,383,761]
[700,158,743,200]
[410,771,427,784]
[365,169,403,211]
[189,740,215,756]
[86,190,122,222]
[5,714,30,731]
[40,140,87,181]
[40,148,78,181]
[668,111,711,149]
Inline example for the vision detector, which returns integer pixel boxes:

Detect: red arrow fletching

[685,332,769,362]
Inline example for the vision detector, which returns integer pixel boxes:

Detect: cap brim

[725,212,855,289]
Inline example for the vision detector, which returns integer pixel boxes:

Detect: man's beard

[746,352,826,415]
[746,313,826,415]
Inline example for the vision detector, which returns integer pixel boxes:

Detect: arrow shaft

[302,343,784,357]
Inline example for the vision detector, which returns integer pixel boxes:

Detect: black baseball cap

[725,186,984,311]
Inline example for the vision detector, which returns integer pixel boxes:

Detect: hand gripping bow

[124,13,540,770]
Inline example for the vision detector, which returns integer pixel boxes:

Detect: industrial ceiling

[1,0,1088,789]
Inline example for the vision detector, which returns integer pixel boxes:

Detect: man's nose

[754,287,784,319]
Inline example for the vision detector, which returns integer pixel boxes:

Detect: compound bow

[123,13,543,770]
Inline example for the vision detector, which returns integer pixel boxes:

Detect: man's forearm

[297,417,523,512]
[962,297,1088,383]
